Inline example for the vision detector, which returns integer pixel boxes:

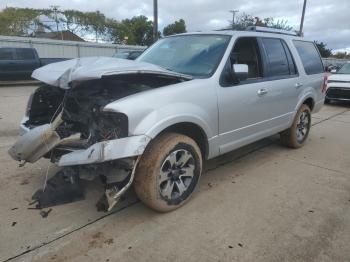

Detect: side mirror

[233,64,248,81]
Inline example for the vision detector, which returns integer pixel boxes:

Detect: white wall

[0,35,145,58]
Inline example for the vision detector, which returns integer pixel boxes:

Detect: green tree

[0,7,41,36]
[163,19,187,36]
[270,19,293,31]
[333,52,349,59]
[228,13,293,31]
[127,15,154,45]
[0,7,159,45]
[107,19,134,44]
[314,41,332,58]
[109,16,156,46]
[83,11,107,42]
[61,10,90,36]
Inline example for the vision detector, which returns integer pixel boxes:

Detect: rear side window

[16,49,35,60]
[282,41,297,75]
[0,48,14,60]
[261,38,290,77]
[293,41,324,75]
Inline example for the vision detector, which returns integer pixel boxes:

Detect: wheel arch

[151,122,209,160]
[303,97,315,111]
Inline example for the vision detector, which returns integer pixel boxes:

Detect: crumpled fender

[58,135,151,166]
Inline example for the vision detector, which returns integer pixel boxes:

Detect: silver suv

[9,27,326,212]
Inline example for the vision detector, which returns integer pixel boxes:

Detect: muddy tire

[280,104,311,148]
[134,132,202,212]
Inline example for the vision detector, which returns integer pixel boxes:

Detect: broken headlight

[94,112,129,141]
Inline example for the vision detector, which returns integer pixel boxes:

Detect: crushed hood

[32,56,193,89]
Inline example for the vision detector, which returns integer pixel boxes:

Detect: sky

[1,0,349,52]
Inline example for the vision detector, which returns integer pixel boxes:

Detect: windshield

[337,63,350,74]
[137,34,231,77]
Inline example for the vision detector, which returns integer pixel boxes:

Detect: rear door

[258,37,301,121]
[14,48,40,75]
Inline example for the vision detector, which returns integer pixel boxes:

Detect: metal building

[0,35,145,58]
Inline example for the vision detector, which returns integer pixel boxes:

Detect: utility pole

[50,5,63,40]
[229,10,239,29]
[299,0,307,36]
[153,0,158,42]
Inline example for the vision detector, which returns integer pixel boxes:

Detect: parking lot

[0,85,349,262]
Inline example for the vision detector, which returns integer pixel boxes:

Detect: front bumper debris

[58,135,151,166]
[8,115,63,163]
[31,168,84,209]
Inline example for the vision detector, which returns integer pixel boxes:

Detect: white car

[326,62,350,102]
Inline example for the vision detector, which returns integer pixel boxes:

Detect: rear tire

[280,104,311,148]
[134,132,202,212]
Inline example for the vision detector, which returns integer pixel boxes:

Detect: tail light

[322,74,328,93]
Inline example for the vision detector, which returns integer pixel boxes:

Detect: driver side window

[231,37,263,79]
[220,37,263,87]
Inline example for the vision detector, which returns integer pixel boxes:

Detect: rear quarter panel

[286,38,325,116]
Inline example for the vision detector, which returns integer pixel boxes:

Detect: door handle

[257,88,268,96]
[295,82,303,89]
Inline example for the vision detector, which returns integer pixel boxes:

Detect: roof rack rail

[246,26,301,36]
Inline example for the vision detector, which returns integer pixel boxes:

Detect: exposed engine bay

[9,71,190,211]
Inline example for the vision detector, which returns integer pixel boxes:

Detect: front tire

[134,133,202,212]
[280,104,311,148]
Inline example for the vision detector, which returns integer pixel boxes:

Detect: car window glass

[337,63,350,74]
[138,35,231,77]
[262,38,290,76]
[16,49,35,60]
[282,41,297,75]
[128,51,142,60]
[293,41,324,75]
[231,37,263,79]
[0,48,14,60]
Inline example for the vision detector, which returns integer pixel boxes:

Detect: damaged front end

[8,57,192,211]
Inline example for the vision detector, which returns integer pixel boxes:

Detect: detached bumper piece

[32,168,84,209]
[326,87,350,101]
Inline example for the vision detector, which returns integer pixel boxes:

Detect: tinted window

[16,49,35,60]
[282,41,297,75]
[293,41,324,75]
[0,48,14,60]
[262,38,290,76]
[128,51,142,60]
